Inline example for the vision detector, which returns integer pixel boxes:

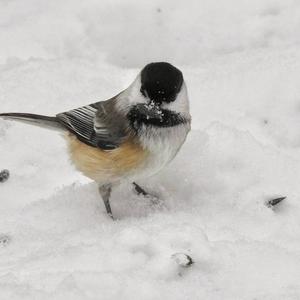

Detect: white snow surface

[1,0,300,299]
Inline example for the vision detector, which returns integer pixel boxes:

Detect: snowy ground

[1,0,300,299]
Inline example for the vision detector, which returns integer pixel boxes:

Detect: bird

[0,62,191,219]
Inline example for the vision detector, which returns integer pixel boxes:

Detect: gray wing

[56,98,128,150]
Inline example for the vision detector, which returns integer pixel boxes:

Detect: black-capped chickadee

[0,62,191,218]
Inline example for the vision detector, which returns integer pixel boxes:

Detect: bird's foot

[132,182,160,205]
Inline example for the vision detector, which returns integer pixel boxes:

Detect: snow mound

[1,0,300,299]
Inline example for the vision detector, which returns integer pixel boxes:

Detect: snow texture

[1,0,300,299]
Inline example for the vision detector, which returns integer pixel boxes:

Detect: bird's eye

[140,86,146,97]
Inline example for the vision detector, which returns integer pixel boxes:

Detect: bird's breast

[133,123,190,180]
[65,133,148,184]
[65,123,190,184]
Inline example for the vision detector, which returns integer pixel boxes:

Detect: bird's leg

[132,182,159,204]
[132,182,148,196]
[98,183,114,219]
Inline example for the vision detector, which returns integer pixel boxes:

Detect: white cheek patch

[115,73,148,112]
[161,82,190,116]
[116,77,190,120]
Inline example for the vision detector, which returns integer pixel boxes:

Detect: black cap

[140,62,183,104]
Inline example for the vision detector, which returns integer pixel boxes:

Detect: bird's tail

[0,113,65,131]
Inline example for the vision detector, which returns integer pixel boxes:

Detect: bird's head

[119,62,190,128]
[140,62,184,105]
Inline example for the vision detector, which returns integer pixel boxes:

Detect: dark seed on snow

[266,196,286,208]
[0,235,11,246]
[0,169,10,183]
[172,253,194,267]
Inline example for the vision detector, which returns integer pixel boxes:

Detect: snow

[1,0,300,299]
